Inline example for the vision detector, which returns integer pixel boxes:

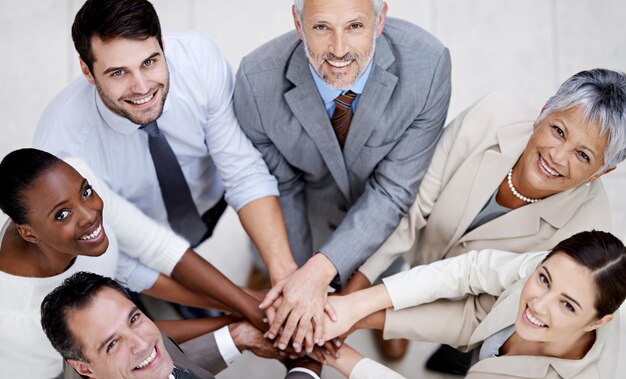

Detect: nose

[530,294,550,316]
[330,30,349,58]
[549,145,568,167]
[76,204,97,228]
[130,72,150,94]
[129,331,150,356]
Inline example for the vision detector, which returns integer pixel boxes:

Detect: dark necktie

[141,121,207,246]
[331,90,357,148]
[172,366,192,379]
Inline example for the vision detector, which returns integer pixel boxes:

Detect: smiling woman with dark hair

[320,230,626,379]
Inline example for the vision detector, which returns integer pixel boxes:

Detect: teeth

[129,93,154,105]
[327,60,351,68]
[539,156,561,177]
[525,307,546,327]
[79,224,102,240]
[135,347,156,369]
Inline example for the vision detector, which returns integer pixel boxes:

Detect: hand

[322,295,359,341]
[259,254,337,353]
[229,321,282,360]
[320,343,363,377]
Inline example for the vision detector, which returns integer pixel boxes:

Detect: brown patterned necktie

[331,90,357,148]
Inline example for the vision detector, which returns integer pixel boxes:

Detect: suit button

[328,223,337,231]
[338,205,348,212]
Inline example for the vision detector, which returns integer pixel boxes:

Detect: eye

[577,150,590,163]
[143,58,154,67]
[538,273,550,287]
[349,22,364,30]
[562,301,575,313]
[312,24,329,31]
[130,312,142,324]
[551,125,564,138]
[106,339,117,353]
[82,185,93,199]
[111,69,124,77]
[55,209,71,221]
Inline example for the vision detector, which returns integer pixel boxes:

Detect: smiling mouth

[538,155,563,177]
[326,59,352,68]
[525,306,547,327]
[78,224,103,241]
[125,91,156,105]
[134,346,157,370]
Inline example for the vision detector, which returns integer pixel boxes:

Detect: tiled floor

[1,1,625,378]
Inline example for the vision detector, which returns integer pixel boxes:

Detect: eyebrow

[47,179,88,217]
[102,52,161,75]
[542,266,583,310]
[553,118,598,159]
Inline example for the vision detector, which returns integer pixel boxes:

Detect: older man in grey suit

[234,0,451,355]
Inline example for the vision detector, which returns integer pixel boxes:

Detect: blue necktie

[141,121,207,245]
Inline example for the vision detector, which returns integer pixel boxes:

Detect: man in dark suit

[40,272,287,379]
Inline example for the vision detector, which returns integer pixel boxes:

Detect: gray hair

[293,0,385,23]
[538,69,626,170]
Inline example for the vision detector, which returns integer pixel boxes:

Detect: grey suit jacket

[62,332,226,379]
[234,18,451,287]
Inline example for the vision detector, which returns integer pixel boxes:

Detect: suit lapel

[285,43,351,201]
[344,35,398,168]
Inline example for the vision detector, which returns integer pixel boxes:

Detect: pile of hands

[249,259,363,365]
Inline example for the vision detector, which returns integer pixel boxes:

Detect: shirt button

[328,223,337,231]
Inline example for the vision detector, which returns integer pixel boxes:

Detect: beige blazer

[359,92,612,282]
[380,280,619,379]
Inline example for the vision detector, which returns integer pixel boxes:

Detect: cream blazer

[352,250,619,379]
[359,93,612,282]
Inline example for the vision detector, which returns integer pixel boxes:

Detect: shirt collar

[93,75,172,135]
[308,60,373,106]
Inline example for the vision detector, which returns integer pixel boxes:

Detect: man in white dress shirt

[33,0,292,293]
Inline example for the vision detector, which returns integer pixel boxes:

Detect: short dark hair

[0,148,62,225]
[72,0,163,72]
[545,230,626,317]
[40,272,130,362]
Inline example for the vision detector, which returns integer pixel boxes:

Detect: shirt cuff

[214,326,241,366]
[287,367,322,379]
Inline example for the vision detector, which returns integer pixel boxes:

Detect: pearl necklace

[507,168,540,203]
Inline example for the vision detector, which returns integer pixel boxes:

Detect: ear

[587,166,615,183]
[14,223,40,244]
[67,359,96,378]
[80,59,96,85]
[375,3,389,37]
[585,314,613,332]
[292,5,305,41]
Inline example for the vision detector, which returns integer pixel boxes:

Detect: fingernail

[267,333,275,339]
[289,354,298,359]
[306,346,313,354]
[334,339,342,347]
[262,318,267,323]
[293,343,301,352]
[317,339,324,346]
[279,343,287,350]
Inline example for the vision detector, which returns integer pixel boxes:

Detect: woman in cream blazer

[358,69,626,284]
[322,231,624,379]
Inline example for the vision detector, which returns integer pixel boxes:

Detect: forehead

[67,288,133,355]
[22,162,83,214]
[542,253,596,307]
[90,36,162,68]
[302,0,375,21]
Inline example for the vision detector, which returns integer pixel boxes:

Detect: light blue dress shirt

[34,33,278,289]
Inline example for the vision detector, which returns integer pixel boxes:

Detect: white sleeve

[382,249,546,310]
[65,157,189,275]
[214,326,241,366]
[115,253,160,292]
[349,358,406,379]
[197,37,278,211]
